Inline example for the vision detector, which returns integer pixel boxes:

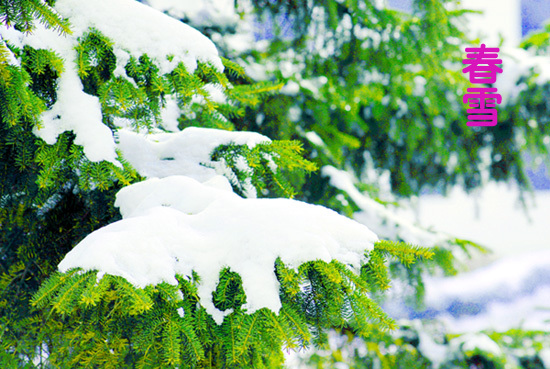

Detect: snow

[143,0,268,58]
[400,249,550,333]
[0,24,118,164]
[177,307,185,318]
[280,81,300,96]
[413,75,426,97]
[55,0,222,74]
[159,95,181,132]
[494,47,550,104]
[425,250,550,306]
[322,168,550,334]
[450,333,502,356]
[304,131,325,147]
[4,0,546,357]
[414,332,504,369]
[58,175,378,324]
[414,321,448,368]
[417,183,550,260]
[299,76,328,98]
[117,126,271,182]
[40,60,118,164]
[362,178,550,343]
[540,348,550,369]
[288,106,301,122]
[321,165,451,248]
[386,184,550,334]
[457,0,521,47]
[143,0,239,28]
[0,0,223,164]
[203,84,227,104]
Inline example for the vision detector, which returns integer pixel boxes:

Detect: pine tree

[0,1,430,367]
[168,0,550,198]
[2,0,549,368]
[141,0,550,368]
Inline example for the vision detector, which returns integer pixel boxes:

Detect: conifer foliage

[2,0,548,368]
[0,0,441,367]
[29,245,432,368]
[190,0,550,197]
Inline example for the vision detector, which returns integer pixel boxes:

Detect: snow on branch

[321,165,451,248]
[117,126,271,181]
[494,47,550,104]
[58,175,378,324]
[0,0,222,164]
[54,0,222,74]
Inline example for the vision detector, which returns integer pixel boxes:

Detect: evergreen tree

[0,0,434,367]
[168,0,550,198]
[1,0,549,368]
[142,0,550,368]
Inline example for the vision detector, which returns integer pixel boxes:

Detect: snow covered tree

[160,0,550,197]
[2,0,549,368]
[137,1,550,368]
[0,0,435,367]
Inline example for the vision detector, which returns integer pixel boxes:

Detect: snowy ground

[404,183,550,333]
[420,249,550,333]
[418,183,550,261]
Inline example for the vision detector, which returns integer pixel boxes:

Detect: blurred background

[384,0,550,334]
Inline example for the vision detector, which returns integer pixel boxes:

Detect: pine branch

[162,317,181,366]
[180,316,205,363]
[30,269,80,309]
[235,313,258,359]
[79,272,109,307]
[29,0,71,34]
[374,240,434,267]
[275,259,302,298]
[111,276,154,316]
[332,261,370,294]
[0,43,10,80]
[224,313,241,365]
[349,292,396,334]
[260,309,297,349]
[280,305,312,346]
[221,57,250,82]
[362,250,391,291]
[50,271,95,315]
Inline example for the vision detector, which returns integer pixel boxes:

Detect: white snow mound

[144,0,239,28]
[58,175,378,323]
[55,0,223,74]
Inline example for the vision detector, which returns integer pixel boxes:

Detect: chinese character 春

[462,44,503,84]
